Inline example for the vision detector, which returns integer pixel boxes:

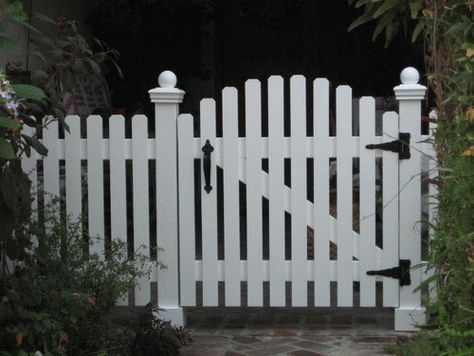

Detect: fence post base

[395,307,426,331]
[154,307,186,327]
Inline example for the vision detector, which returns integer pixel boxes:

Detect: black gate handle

[202,140,214,194]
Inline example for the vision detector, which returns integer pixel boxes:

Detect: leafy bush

[0,200,155,355]
[349,1,474,354]
[130,306,192,356]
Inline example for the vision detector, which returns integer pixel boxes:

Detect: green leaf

[355,0,376,9]
[0,36,21,54]
[408,0,422,19]
[12,84,46,100]
[373,0,400,19]
[21,134,48,156]
[0,138,15,159]
[348,14,373,32]
[411,21,425,42]
[5,1,28,22]
[0,117,21,128]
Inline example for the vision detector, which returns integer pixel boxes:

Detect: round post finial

[400,67,419,85]
[158,70,177,88]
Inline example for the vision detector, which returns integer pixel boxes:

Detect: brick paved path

[181,308,413,355]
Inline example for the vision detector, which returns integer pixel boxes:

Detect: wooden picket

[336,86,353,306]
[222,87,241,306]
[200,99,219,306]
[87,115,105,256]
[290,75,307,306]
[64,116,82,220]
[268,76,286,307]
[178,114,196,306]
[132,115,151,305]
[313,78,331,307]
[109,115,128,305]
[43,119,60,204]
[382,112,400,307]
[245,79,264,307]
[359,97,376,307]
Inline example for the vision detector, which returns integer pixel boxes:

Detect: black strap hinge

[365,132,411,160]
[366,259,411,286]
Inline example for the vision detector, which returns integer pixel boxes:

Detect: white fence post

[149,71,185,326]
[394,67,427,331]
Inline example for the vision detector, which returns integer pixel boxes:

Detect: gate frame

[150,67,428,331]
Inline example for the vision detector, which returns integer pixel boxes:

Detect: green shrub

[130,306,192,356]
[0,200,155,355]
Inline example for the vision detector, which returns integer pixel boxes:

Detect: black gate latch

[365,132,411,160]
[366,259,411,286]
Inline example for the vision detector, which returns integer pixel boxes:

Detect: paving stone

[291,340,334,352]
[252,345,296,355]
[354,336,398,343]
[255,337,299,346]
[233,336,262,344]
[290,350,324,356]
[301,335,333,343]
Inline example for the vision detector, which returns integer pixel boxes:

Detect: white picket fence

[22,68,436,331]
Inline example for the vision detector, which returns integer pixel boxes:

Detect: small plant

[130,306,192,356]
[0,199,157,355]
[0,0,54,270]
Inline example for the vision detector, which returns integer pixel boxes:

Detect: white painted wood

[336,85,353,307]
[200,98,219,306]
[64,116,82,221]
[109,115,128,306]
[222,87,241,306]
[151,80,185,326]
[290,75,307,306]
[268,76,286,306]
[193,260,385,283]
[87,116,105,256]
[382,112,400,307]
[42,118,60,206]
[132,115,151,305]
[245,79,263,306]
[359,97,376,306]
[43,135,434,161]
[394,69,427,330]
[178,114,196,306]
[313,78,331,306]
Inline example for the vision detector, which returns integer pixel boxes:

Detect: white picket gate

[22,67,436,331]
